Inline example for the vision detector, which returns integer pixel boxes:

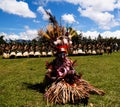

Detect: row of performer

[2,48,104,59]
[1,42,118,59]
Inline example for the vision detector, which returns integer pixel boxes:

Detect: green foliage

[0,52,120,107]
[0,35,6,44]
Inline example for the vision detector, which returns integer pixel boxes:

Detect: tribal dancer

[38,10,105,105]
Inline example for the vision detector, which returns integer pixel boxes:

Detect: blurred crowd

[0,41,119,59]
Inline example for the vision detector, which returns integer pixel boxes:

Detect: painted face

[58,52,66,59]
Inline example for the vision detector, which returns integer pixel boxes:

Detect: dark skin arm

[46,68,57,81]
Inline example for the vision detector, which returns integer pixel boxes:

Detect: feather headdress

[38,10,77,53]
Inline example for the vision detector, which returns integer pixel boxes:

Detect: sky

[0,0,120,40]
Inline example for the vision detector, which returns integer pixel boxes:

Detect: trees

[0,35,6,44]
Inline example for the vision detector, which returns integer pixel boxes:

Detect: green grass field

[0,52,120,107]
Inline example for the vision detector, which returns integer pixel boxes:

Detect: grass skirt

[44,77,105,105]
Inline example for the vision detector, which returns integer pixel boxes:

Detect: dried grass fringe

[44,79,105,105]
[44,79,89,105]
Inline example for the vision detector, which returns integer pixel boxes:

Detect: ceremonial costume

[38,10,105,105]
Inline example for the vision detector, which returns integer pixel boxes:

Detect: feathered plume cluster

[38,10,77,51]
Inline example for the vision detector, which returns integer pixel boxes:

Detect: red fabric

[57,45,68,49]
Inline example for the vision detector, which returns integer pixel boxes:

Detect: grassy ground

[0,52,120,107]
